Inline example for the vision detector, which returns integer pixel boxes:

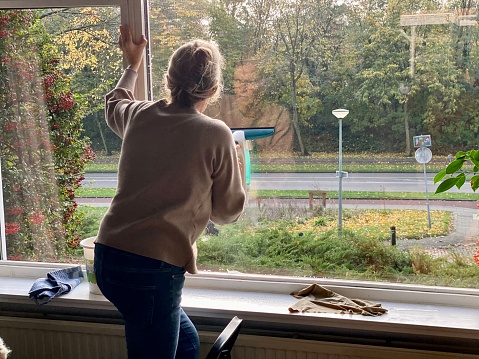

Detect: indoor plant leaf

[435,177,460,194]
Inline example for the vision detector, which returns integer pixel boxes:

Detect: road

[82,172,475,193]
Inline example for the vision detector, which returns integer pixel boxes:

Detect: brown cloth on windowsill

[289,284,388,316]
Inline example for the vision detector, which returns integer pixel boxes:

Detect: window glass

[147,0,479,289]
[0,6,121,262]
[1,0,478,290]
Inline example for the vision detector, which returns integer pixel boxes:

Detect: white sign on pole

[413,134,432,147]
[415,146,432,228]
[415,147,432,164]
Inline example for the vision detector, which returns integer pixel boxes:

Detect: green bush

[80,205,478,287]
[197,220,413,276]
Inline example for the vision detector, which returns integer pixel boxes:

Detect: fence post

[390,226,396,246]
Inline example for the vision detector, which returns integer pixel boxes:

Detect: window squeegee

[231,127,275,190]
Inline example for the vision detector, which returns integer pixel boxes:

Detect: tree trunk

[404,98,411,157]
[95,112,111,156]
[290,75,307,156]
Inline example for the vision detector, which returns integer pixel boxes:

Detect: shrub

[197,219,413,276]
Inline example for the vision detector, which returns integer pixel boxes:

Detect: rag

[28,266,84,305]
[289,284,387,316]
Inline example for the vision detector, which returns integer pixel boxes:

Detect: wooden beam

[400,10,477,27]
[400,13,455,26]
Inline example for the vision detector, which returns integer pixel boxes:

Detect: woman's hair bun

[165,40,224,108]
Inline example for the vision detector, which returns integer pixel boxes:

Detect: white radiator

[0,316,476,359]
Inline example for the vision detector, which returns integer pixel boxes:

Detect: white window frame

[0,0,151,260]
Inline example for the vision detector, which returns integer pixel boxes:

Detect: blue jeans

[94,243,200,359]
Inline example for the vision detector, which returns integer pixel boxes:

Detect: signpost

[332,109,349,232]
[413,134,431,148]
[414,135,432,228]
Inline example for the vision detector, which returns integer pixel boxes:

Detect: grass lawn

[76,187,478,201]
[79,204,479,288]
[86,151,475,173]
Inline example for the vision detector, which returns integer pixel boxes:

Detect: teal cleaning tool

[231,127,275,189]
[231,127,275,141]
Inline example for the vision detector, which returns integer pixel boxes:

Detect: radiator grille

[0,317,475,359]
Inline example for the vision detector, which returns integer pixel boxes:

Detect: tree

[41,7,123,155]
[148,0,210,99]
[261,0,334,155]
[245,0,274,53]
[343,1,411,153]
[208,0,252,92]
[316,0,470,154]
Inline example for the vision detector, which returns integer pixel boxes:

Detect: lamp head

[332,109,349,119]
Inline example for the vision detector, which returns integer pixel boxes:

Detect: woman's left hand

[118,24,147,72]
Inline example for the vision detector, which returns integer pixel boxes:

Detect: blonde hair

[165,39,224,108]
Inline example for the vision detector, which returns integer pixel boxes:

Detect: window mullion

[0,156,6,261]
[122,0,151,100]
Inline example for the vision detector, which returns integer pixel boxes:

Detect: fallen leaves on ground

[292,209,451,241]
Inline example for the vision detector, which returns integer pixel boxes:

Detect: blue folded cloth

[28,266,84,305]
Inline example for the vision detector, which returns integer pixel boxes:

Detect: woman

[94,24,246,359]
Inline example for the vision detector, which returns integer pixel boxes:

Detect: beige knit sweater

[95,69,246,274]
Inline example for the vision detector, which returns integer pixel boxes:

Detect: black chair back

[205,316,243,359]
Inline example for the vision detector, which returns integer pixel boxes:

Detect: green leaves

[434,150,479,194]
[445,159,465,174]
[471,175,479,192]
[435,177,461,194]
[468,150,479,169]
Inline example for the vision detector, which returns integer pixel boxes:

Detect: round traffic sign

[415,147,432,164]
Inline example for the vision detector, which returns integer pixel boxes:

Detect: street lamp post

[332,109,349,232]
[399,83,411,156]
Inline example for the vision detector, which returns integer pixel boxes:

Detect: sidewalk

[339,199,479,258]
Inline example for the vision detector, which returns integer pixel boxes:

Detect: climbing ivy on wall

[0,10,94,261]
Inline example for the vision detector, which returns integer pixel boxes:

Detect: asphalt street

[82,172,477,193]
